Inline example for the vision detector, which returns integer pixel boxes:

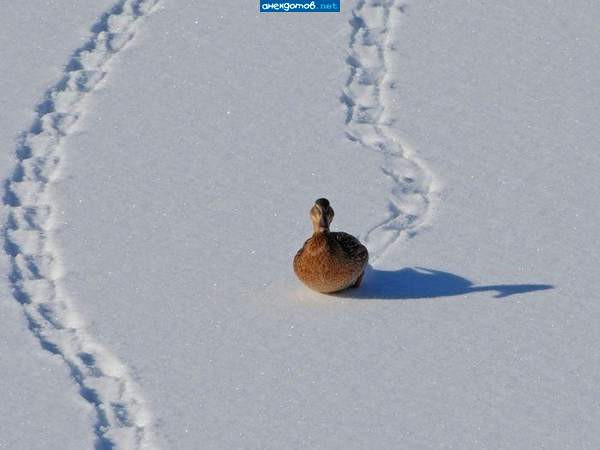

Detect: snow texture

[2,1,159,448]
[1,0,599,449]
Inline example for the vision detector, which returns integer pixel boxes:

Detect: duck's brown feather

[330,232,368,261]
[293,231,368,293]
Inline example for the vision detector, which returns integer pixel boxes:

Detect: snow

[2,0,599,449]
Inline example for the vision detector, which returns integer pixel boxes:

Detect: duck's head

[310,198,334,233]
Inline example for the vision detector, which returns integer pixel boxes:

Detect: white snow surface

[2,0,599,449]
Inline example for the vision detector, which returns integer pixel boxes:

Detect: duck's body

[293,199,368,293]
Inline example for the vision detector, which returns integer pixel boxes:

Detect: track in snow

[3,1,159,448]
[342,0,439,261]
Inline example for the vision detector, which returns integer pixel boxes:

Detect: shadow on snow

[335,266,554,300]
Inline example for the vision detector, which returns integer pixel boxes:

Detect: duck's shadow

[335,266,553,300]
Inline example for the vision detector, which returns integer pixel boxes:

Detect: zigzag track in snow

[3,1,159,448]
[342,0,439,261]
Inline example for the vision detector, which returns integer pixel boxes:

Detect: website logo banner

[260,1,340,13]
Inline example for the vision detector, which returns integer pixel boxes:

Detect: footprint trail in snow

[342,0,439,261]
[3,1,159,448]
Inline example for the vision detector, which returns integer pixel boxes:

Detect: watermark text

[260,1,340,13]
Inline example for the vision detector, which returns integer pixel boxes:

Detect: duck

[293,198,369,293]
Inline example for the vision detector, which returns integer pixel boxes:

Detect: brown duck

[293,198,369,293]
